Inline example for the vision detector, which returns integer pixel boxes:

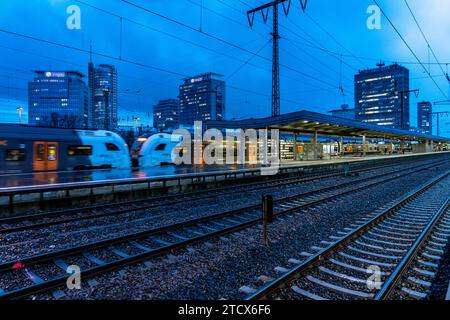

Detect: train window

[4,149,26,161]
[36,144,45,161]
[68,145,93,156]
[155,143,167,151]
[105,143,120,151]
[48,144,57,161]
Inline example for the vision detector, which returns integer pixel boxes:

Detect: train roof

[0,124,116,141]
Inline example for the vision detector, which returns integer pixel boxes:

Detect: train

[0,124,131,174]
[0,124,441,174]
[130,132,182,168]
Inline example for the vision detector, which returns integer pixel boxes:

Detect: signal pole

[247,0,308,117]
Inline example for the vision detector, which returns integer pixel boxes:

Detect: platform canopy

[206,110,450,143]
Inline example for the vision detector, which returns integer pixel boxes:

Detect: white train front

[131,133,182,168]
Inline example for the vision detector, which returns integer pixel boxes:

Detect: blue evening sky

[0,0,449,136]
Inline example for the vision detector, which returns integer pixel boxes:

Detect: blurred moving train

[1,124,437,174]
[0,124,131,174]
[130,133,182,167]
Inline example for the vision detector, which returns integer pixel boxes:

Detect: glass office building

[89,63,118,130]
[355,64,410,129]
[28,71,88,128]
[179,73,225,125]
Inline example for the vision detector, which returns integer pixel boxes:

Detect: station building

[205,110,450,164]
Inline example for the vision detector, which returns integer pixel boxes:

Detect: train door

[33,141,59,171]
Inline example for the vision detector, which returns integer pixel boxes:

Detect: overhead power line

[77,0,340,93]
[212,0,354,91]
[374,0,449,100]
[119,0,340,90]
[0,28,323,113]
[403,0,449,83]
[241,0,450,68]
[246,0,308,117]
[226,40,271,81]
[303,12,368,69]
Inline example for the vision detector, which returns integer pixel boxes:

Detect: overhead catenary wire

[211,0,354,93]
[222,0,450,67]
[76,0,339,93]
[119,0,341,89]
[226,40,271,81]
[0,27,325,112]
[403,0,449,82]
[303,12,368,69]
[373,0,449,100]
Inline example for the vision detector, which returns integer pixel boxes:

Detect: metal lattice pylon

[247,0,308,117]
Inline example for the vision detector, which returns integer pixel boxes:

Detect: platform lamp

[16,106,23,125]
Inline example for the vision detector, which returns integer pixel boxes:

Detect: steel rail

[0,158,444,234]
[1,154,431,225]
[0,164,447,299]
[245,171,450,300]
[2,153,447,216]
[375,197,450,300]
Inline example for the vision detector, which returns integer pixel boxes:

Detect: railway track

[244,172,450,301]
[0,160,447,299]
[0,157,446,234]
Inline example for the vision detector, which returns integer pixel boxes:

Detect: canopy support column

[262,128,268,166]
[362,135,366,157]
[314,131,318,161]
[293,132,298,161]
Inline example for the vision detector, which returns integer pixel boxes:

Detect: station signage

[190,77,204,84]
[45,72,66,78]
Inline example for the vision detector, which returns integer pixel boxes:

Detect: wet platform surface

[0,153,438,190]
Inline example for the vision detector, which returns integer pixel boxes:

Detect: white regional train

[131,133,182,168]
[0,125,131,174]
[0,124,184,174]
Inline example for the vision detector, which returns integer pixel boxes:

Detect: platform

[1,151,449,217]
[0,152,447,190]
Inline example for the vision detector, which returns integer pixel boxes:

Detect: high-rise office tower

[417,101,432,134]
[179,73,225,125]
[88,62,118,130]
[153,99,179,131]
[28,71,88,128]
[355,64,410,129]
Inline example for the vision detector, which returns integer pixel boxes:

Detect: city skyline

[0,0,449,136]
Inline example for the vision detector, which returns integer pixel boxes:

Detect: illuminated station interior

[204,110,450,163]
